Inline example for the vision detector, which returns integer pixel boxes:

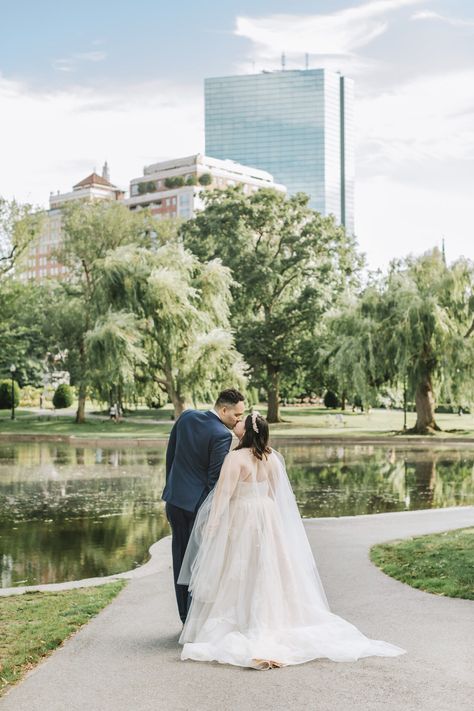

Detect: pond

[1,441,473,588]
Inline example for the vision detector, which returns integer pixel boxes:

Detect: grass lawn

[2,404,474,440]
[0,581,127,697]
[370,527,474,600]
[0,409,172,438]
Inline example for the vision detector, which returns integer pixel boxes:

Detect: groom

[162,388,245,624]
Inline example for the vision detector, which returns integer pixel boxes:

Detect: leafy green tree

[323,249,474,434]
[98,242,247,418]
[84,309,147,410]
[0,379,20,409]
[53,200,154,423]
[0,197,44,277]
[0,278,57,387]
[181,186,362,421]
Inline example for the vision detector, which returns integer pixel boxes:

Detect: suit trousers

[165,502,197,623]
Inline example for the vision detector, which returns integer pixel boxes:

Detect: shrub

[53,383,74,409]
[137,181,156,195]
[145,391,168,409]
[19,386,42,407]
[0,379,21,409]
[198,172,212,186]
[323,390,340,409]
[186,175,198,186]
[164,176,185,189]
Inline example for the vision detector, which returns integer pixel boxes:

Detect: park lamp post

[10,364,16,420]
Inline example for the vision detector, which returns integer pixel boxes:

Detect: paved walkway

[1,506,473,711]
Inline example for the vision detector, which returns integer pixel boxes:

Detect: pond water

[1,441,473,588]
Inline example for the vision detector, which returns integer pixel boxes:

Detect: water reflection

[1,442,474,588]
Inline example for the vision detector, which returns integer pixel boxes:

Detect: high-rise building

[125,153,285,219]
[205,69,354,234]
[18,164,124,282]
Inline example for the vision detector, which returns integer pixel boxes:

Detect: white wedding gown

[177,448,406,669]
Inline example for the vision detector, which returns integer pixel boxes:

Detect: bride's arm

[206,452,240,535]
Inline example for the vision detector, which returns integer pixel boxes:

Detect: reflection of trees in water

[0,442,166,477]
[404,455,474,510]
[407,459,437,509]
[2,442,474,586]
[0,474,166,524]
[0,510,170,587]
[279,446,474,517]
[291,460,406,517]
[0,442,169,587]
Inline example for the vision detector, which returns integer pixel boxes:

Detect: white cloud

[75,51,107,62]
[52,50,107,72]
[234,0,429,71]
[412,10,474,28]
[356,68,474,166]
[355,68,474,268]
[355,175,472,271]
[0,74,204,207]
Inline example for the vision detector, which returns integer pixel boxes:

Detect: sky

[0,0,473,271]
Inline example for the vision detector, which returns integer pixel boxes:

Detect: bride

[177,411,406,670]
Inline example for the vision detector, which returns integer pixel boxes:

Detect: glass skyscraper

[205,69,354,234]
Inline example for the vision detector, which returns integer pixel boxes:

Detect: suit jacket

[162,409,233,513]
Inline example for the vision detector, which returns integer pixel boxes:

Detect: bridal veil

[177,448,406,668]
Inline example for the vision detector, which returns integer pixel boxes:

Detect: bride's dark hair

[235,412,271,460]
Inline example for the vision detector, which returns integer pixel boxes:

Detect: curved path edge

[1,506,473,711]
[0,537,172,597]
[0,506,474,597]
[1,505,473,597]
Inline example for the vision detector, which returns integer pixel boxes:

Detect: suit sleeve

[207,430,232,490]
[165,419,178,483]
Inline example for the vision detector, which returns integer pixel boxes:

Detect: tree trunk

[163,363,187,419]
[117,383,124,417]
[171,396,186,419]
[341,390,346,411]
[412,458,437,507]
[75,342,87,424]
[267,365,282,423]
[75,382,87,424]
[408,375,441,434]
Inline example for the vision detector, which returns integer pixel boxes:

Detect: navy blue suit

[162,409,232,622]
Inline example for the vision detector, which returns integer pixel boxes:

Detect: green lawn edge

[0,580,128,698]
[2,406,474,442]
[370,527,474,600]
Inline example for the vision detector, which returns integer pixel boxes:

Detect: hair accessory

[251,410,260,433]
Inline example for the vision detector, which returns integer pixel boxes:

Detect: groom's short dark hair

[215,388,244,408]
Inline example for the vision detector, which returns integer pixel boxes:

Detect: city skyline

[1,0,473,270]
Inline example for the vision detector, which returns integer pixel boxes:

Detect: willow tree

[54,200,154,423]
[0,197,44,278]
[181,186,362,422]
[84,309,148,410]
[98,242,247,418]
[323,249,474,434]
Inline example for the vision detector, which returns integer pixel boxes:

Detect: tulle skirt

[178,494,406,669]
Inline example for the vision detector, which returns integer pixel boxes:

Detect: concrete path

[1,506,473,711]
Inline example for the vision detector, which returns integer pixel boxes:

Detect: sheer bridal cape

[178,448,406,669]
